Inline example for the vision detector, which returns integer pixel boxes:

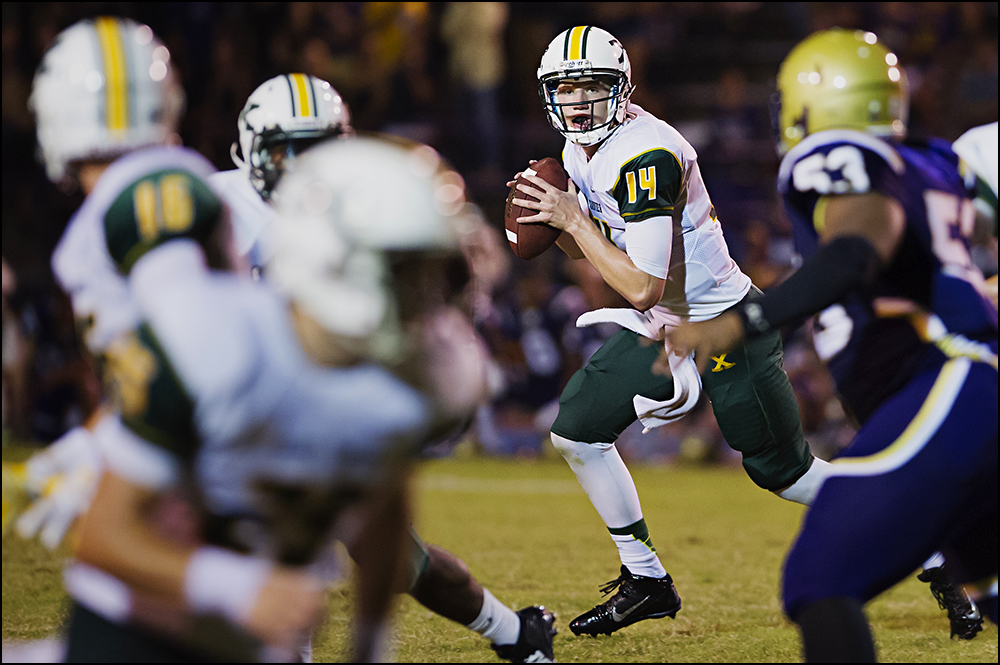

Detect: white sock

[551,433,666,578]
[774,457,832,506]
[922,552,946,570]
[610,533,666,578]
[466,588,521,646]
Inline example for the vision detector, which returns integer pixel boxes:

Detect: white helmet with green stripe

[232,74,353,201]
[29,17,185,187]
[537,26,633,146]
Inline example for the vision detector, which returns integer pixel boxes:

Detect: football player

[12,16,400,662]
[213,76,555,663]
[71,136,495,662]
[3,15,193,553]
[209,73,354,279]
[12,16,335,661]
[509,25,829,637]
[666,29,997,661]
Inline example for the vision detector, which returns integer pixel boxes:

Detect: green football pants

[551,316,813,491]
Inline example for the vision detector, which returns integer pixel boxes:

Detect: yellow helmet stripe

[568,26,587,61]
[95,17,128,132]
[289,73,313,117]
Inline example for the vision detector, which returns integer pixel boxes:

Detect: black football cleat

[491,605,557,663]
[917,566,983,640]
[569,565,681,636]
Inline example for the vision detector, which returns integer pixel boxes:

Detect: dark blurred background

[2,2,997,464]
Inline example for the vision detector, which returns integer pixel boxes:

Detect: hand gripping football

[504,157,568,260]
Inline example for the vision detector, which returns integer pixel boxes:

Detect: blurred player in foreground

[214,75,556,663]
[509,25,828,637]
[5,17,446,662]
[667,29,997,661]
[1,16,184,554]
[68,135,485,662]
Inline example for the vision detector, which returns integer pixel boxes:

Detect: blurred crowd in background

[2,2,998,467]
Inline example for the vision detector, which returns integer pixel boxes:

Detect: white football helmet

[232,74,353,201]
[269,137,473,364]
[537,26,633,146]
[29,17,184,186]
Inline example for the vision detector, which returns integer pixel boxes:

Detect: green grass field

[3,449,997,662]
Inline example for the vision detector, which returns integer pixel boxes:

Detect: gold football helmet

[775,29,909,153]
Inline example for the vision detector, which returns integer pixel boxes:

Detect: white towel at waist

[575,308,702,432]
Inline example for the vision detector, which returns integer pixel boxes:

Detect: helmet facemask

[539,72,630,146]
[231,74,353,201]
[251,127,349,201]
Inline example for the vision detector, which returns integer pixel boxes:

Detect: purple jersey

[778,129,997,424]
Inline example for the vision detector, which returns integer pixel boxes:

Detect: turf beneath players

[3,445,997,662]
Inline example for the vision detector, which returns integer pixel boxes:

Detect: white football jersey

[99,240,430,529]
[208,168,275,274]
[51,146,217,353]
[562,104,751,322]
[71,241,431,648]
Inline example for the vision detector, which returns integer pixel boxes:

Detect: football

[504,157,568,260]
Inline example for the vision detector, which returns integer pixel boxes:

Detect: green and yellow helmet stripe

[563,26,593,61]
[287,73,315,118]
[94,17,129,132]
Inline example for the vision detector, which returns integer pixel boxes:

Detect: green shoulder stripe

[105,169,222,274]
[103,323,200,462]
[612,149,684,223]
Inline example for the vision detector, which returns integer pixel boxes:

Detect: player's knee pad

[550,433,613,465]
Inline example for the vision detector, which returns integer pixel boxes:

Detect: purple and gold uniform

[777,128,998,622]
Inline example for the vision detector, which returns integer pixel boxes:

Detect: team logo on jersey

[710,355,735,372]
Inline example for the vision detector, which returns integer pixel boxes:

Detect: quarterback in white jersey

[510,25,826,637]
[560,102,750,322]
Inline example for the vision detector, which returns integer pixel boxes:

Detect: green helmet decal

[776,29,909,153]
[105,169,223,273]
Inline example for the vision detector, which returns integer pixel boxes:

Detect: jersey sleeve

[104,169,223,274]
[612,148,684,223]
[102,322,200,465]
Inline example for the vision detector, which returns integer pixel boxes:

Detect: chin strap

[230,142,247,172]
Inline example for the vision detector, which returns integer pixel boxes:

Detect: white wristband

[184,547,272,624]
